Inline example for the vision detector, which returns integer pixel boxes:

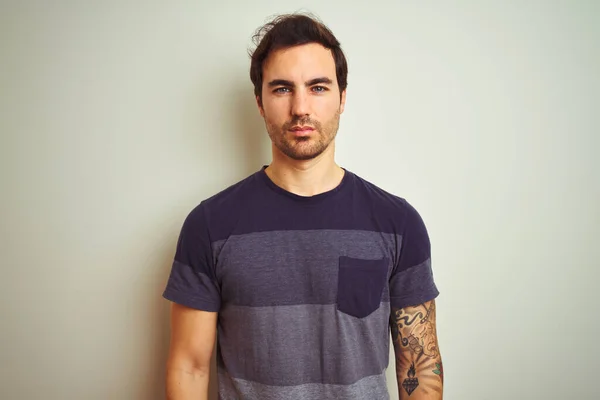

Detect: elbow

[166,353,212,378]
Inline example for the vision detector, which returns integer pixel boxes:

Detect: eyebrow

[267,77,334,87]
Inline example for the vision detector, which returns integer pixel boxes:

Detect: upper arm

[163,202,221,371]
[163,203,221,312]
[390,300,440,360]
[388,201,444,396]
[389,200,438,311]
[167,302,218,372]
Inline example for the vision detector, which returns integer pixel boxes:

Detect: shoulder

[351,170,423,226]
[182,171,260,233]
[350,172,433,273]
[202,172,259,213]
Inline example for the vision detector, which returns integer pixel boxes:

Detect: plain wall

[1,1,598,399]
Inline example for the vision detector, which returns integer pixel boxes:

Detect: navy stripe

[203,169,413,241]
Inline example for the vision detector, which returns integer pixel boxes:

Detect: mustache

[283,117,321,131]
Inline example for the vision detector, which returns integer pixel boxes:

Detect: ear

[339,89,347,114]
[256,95,265,118]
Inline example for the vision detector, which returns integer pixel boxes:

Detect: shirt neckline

[257,165,352,204]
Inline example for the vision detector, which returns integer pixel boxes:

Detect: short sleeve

[162,202,221,312]
[389,200,439,309]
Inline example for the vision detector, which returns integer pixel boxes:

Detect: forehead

[263,43,337,82]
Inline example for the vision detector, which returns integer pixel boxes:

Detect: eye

[312,86,328,93]
[274,87,290,94]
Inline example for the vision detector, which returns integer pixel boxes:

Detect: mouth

[289,126,315,132]
[289,126,315,136]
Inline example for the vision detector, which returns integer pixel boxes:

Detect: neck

[265,143,344,197]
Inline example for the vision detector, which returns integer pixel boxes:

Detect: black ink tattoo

[392,302,439,358]
[391,300,443,397]
[402,362,419,395]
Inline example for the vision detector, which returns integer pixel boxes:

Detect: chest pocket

[336,256,389,318]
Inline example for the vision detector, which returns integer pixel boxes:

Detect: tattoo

[391,300,443,397]
[392,301,439,358]
[402,362,419,395]
[433,362,444,383]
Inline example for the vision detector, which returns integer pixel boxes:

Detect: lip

[289,126,315,132]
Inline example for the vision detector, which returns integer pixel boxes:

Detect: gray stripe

[216,302,391,386]
[217,371,390,400]
[164,260,220,310]
[389,258,439,309]
[212,230,401,307]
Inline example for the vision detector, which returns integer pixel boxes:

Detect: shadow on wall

[234,83,270,174]
[144,78,268,400]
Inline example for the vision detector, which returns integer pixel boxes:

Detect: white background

[1,1,598,399]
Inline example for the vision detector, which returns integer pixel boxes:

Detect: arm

[166,303,218,400]
[390,299,443,399]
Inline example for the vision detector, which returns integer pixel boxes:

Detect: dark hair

[249,13,348,103]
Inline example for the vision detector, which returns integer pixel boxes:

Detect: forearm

[166,366,210,400]
[395,351,443,399]
[391,300,444,399]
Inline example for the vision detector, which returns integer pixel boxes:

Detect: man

[163,13,443,400]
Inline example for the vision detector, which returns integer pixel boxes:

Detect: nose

[291,90,310,117]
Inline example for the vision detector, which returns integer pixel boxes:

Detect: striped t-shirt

[163,166,439,400]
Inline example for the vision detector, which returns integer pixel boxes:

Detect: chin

[274,136,330,161]
[289,153,320,161]
[286,147,327,161]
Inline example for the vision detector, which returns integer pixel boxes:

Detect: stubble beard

[265,110,341,161]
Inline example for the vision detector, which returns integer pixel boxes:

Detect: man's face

[257,43,346,161]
